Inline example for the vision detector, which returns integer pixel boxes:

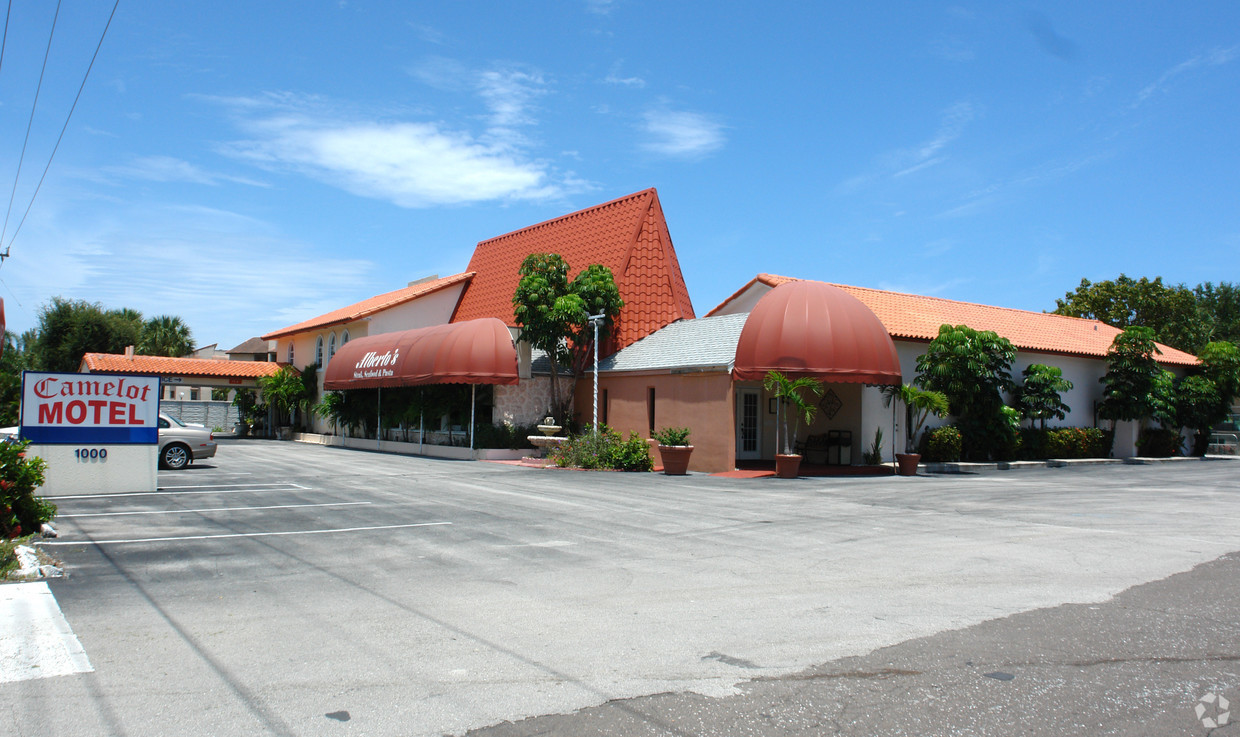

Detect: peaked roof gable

[712,274,1198,367]
[262,272,474,341]
[451,188,695,352]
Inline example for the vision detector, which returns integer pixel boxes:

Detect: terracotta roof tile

[451,188,695,352]
[81,354,288,378]
[262,272,474,340]
[726,274,1198,367]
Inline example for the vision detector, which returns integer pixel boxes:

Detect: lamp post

[588,313,605,432]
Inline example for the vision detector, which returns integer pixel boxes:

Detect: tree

[1177,341,1240,455]
[1098,326,1175,430]
[0,331,33,426]
[915,324,1017,461]
[1053,275,1210,354]
[1193,282,1240,347]
[1015,364,1073,430]
[763,371,824,455]
[512,254,622,423]
[258,365,309,429]
[139,315,194,357]
[881,383,949,454]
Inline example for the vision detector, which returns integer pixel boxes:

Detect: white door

[736,389,762,460]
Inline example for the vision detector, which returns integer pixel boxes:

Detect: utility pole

[588,313,605,432]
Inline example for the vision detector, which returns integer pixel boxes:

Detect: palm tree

[881,383,950,454]
[763,371,824,455]
[139,315,195,357]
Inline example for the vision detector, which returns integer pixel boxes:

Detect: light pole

[588,313,605,432]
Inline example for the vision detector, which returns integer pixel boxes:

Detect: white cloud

[213,91,570,207]
[585,0,615,15]
[836,101,975,193]
[104,155,269,187]
[1134,45,1240,107]
[640,110,726,158]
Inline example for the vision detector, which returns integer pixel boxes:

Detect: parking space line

[57,502,373,518]
[46,486,310,500]
[42,521,452,546]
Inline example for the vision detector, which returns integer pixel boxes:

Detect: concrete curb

[923,455,1237,474]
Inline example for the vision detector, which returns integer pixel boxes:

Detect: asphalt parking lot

[4,440,1239,736]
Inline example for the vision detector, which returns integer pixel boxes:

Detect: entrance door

[736,388,762,460]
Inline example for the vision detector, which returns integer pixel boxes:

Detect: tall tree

[1053,275,1210,353]
[1098,327,1176,430]
[140,315,195,357]
[915,324,1017,461]
[33,298,142,372]
[0,331,33,425]
[512,254,622,423]
[1015,364,1073,430]
[1193,282,1240,346]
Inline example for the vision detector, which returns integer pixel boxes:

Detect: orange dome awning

[323,318,519,390]
[732,280,902,385]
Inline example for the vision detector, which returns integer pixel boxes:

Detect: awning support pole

[419,388,424,454]
[470,384,476,451]
[377,386,382,451]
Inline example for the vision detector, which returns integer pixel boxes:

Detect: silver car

[158,413,217,469]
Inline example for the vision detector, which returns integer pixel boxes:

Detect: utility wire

[1,0,60,258]
[0,0,11,75]
[1,0,119,268]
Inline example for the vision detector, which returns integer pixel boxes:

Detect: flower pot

[775,453,802,479]
[896,452,921,476]
[658,445,694,475]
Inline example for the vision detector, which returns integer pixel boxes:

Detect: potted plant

[652,426,693,475]
[763,371,824,478]
[881,383,950,476]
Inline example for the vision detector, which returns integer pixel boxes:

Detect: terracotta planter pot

[775,453,802,479]
[895,452,921,476]
[658,445,694,475]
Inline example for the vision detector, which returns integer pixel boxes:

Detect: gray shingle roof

[599,313,748,373]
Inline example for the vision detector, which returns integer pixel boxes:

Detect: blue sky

[1,2,1237,351]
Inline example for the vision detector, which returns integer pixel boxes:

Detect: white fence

[160,400,239,431]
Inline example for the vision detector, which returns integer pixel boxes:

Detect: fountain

[525,417,566,465]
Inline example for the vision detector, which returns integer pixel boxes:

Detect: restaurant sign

[21,372,160,445]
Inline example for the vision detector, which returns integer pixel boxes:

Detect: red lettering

[33,377,58,399]
[37,402,63,423]
[88,399,108,424]
[109,401,126,424]
[140,385,151,402]
[66,400,86,424]
[129,403,141,425]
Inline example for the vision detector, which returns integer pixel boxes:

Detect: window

[190,388,200,401]
[328,333,337,362]
[646,387,656,435]
[602,389,609,425]
[315,336,324,368]
[341,329,350,346]
[287,342,294,364]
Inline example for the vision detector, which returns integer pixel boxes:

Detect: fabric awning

[323,318,519,390]
[732,280,902,385]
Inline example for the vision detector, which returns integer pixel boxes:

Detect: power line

[0,1,12,75]
[0,0,120,268]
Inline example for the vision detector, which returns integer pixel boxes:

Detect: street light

[587,313,606,432]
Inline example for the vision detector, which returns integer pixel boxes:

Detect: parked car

[158,413,217,469]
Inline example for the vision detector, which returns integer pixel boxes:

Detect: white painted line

[43,521,453,546]
[0,582,93,683]
[46,486,310,501]
[58,502,373,518]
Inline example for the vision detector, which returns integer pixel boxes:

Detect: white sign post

[20,371,161,494]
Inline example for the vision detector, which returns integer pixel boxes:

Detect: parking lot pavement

[4,442,1239,737]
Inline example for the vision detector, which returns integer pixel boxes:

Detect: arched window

[341,330,350,346]
[315,336,324,368]
[287,342,294,364]
[328,333,337,362]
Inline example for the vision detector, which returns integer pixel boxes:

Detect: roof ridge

[475,188,656,246]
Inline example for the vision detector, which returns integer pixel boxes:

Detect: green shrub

[922,425,962,462]
[549,426,651,472]
[652,427,691,446]
[473,422,539,450]
[1,440,54,537]
[1019,427,1112,459]
[1137,427,1182,457]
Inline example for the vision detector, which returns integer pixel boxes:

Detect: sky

[0,1,1237,352]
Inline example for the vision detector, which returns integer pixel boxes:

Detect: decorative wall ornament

[820,388,843,419]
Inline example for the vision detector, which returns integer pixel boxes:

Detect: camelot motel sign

[20,371,161,494]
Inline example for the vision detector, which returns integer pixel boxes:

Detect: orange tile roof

[262,272,474,340]
[718,274,1198,367]
[451,188,695,352]
[81,353,288,378]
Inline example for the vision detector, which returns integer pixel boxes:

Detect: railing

[1207,432,1239,455]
